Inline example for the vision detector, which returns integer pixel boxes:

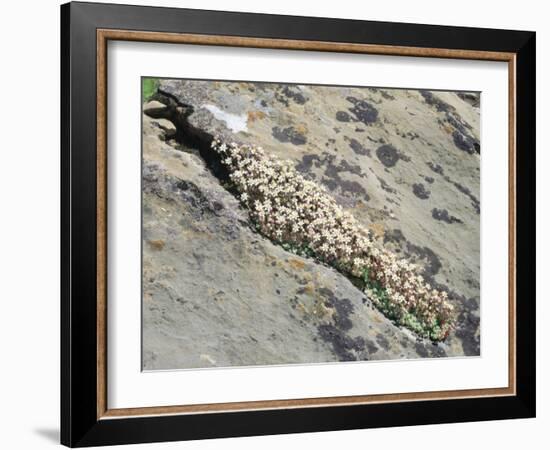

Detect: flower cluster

[211,139,454,340]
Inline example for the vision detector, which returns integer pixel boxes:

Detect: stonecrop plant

[211,138,455,341]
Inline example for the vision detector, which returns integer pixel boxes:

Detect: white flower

[210,138,454,340]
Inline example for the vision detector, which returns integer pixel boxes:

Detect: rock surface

[142,80,481,370]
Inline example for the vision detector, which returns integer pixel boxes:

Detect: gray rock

[144,80,481,364]
[150,118,176,140]
[143,100,168,118]
[141,115,446,370]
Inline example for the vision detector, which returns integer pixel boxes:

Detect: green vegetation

[362,267,444,340]
[142,77,159,102]
[280,242,316,258]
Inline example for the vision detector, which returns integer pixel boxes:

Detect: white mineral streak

[204,104,248,133]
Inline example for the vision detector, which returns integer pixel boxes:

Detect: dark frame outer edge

[514,33,536,415]
[60,2,536,447]
[60,2,71,446]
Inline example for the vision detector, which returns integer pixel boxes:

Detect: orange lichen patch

[368,222,385,240]
[288,258,306,270]
[371,314,383,323]
[302,272,313,283]
[295,301,308,315]
[442,123,454,134]
[301,282,315,295]
[314,300,336,322]
[294,123,308,135]
[147,239,165,251]
[264,254,276,265]
[247,110,266,123]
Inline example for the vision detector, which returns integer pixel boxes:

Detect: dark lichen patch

[383,228,406,246]
[365,339,378,354]
[464,297,479,311]
[366,136,379,144]
[416,342,447,359]
[376,144,400,168]
[375,334,390,351]
[323,178,369,200]
[280,85,308,104]
[450,314,478,358]
[432,208,463,224]
[346,137,371,156]
[379,90,396,101]
[315,287,367,361]
[318,287,355,330]
[419,90,454,113]
[447,178,480,214]
[454,315,480,356]
[346,96,379,125]
[445,113,479,154]
[386,196,400,206]
[406,244,442,280]
[317,324,366,361]
[427,161,444,175]
[272,126,307,145]
[337,160,366,178]
[296,152,370,201]
[324,176,369,200]
[423,176,435,184]
[336,111,352,122]
[212,201,224,212]
[405,131,420,141]
[296,154,320,173]
[457,92,480,108]
[452,130,480,155]
[173,179,215,212]
[414,342,430,358]
[429,344,447,358]
[446,112,474,134]
[274,92,289,107]
[384,229,442,281]
[377,176,397,194]
[398,152,412,163]
[174,179,191,191]
[412,183,431,199]
[329,298,355,331]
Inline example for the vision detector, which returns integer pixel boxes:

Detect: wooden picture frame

[61,1,535,447]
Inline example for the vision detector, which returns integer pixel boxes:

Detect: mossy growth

[142,77,159,102]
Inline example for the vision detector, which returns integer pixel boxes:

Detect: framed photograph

[61,1,536,447]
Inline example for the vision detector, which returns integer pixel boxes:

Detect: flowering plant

[212,139,455,340]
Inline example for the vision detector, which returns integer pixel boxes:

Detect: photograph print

[141,78,480,371]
